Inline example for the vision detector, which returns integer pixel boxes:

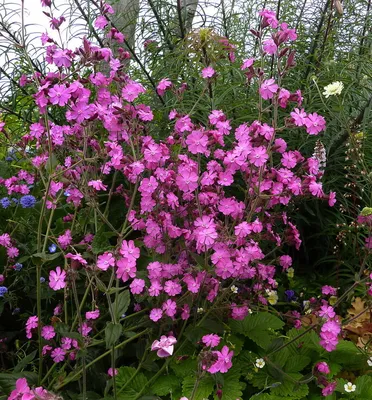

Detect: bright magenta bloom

[49,267,66,291]
[151,335,177,357]
[201,66,215,78]
[259,79,279,100]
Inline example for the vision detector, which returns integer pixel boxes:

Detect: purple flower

[20,195,36,208]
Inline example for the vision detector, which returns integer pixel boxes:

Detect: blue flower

[40,277,45,283]
[14,263,23,271]
[11,198,18,204]
[12,307,20,315]
[0,286,8,297]
[64,191,70,197]
[49,244,57,253]
[20,195,36,208]
[285,289,296,302]
[0,197,11,209]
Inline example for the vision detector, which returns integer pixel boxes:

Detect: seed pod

[334,0,343,15]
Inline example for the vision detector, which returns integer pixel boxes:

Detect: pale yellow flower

[323,81,344,98]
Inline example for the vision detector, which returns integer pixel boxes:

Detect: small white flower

[367,357,372,366]
[197,307,204,314]
[323,81,344,98]
[230,285,238,294]
[248,308,253,314]
[344,382,356,393]
[255,358,265,368]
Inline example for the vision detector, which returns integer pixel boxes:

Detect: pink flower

[130,278,145,294]
[151,335,177,357]
[157,78,172,96]
[279,255,292,269]
[259,79,279,100]
[41,325,56,340]
[202,334,220,348]
[53,49,72,68]
[328,191,336,207]
[51,347,66,363]
[304,113,326,135]
[176,168,198,192]
[49,84,71,106]
[162,299,177,318]
[49,267,66,291]
[186,130,209,155]
[319,305,336,319]
[208,346,234,374]
[97,252,115,271]
[78,322,92,337]
[309,180,324,197]
[322,286,337,296]
[241,58,255,70]
[201,66,215,79]
[8,378,30,400]
[249,146,269,167]
[149,308,163,322]
[65,253,88,265]
[263,38,277,55]
[57,230,72,249]
[317,361,330,374]
[86,309,100,320]
[259,9,278,28]
[108,368,118,377]
[95,15,108,29]
[88,180,108,191]
[291,108,307,126]
[322,381,336,396]
[122,82,146,102]
[26,316,38,339]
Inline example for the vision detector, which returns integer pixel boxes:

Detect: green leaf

[14,350,37,373]
[182,375,215,400]
[329,340,364,369]
[214,368,246,400]
[91,229,115,254]
[171,357,197,378]
[270,373,309,399]
[31,252,61,263]
[151,374,180,396]
[113,290,130,320]
[0,372,37,395]
[105,322,122,349]
[116,366,148,400]
[229,312,284,349]
[355,375,372,398]
[284,355,311,373]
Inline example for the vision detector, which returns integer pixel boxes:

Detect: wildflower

[130,278,145,295]
[108,368,118,377]
[201,66,215,79]
[249,146,269,167]
[197,307,204,314]
[150,308,163,322]
[290,108,307,126]
[322,382,336,396]
[49,267,66,291]
[86,309,100,320]
[48,84,71,106]
[0,197,11,208]
[344,382,356,393]
[317,361,330,374]
[0,286,8,297]
[287,267,295,278]
[95,15,108,29]
[241,58,255,70]
[208,346,234,374]
[285,289,296,302]
[20,195,36,208]
[13,262,23,271]
[40,277,46,283]
[97,252,115,271]
[255,358,265,368]
[266,290,278,305]
[304,113,326,135]
[186,130,209,155]
[78,322,92,337]
[88,180,108,191]
[157,78,172,96]
[259,9,278,28]
[122,82,146,102]
[259,79,279,100]
[230,285,238,294]
[151,335,177,357]
[51,347,66,363]
[41,325,56,340]
[323,81,344,98]
[26,316,38,339]
[263,39,277,55]
[202,334,220,348]
[49,243,57,253]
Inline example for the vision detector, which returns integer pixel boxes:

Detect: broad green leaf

[116,366,148,400]
[229,312,284,349]
[284,355,311,372]
[171,357,197,378]
[182,375,215,400]
[213,368,246,400]
[151,374,180,396]
[105,322,122,349]
[113,290,130,320]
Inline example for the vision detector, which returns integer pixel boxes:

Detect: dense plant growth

[0,1,371,399]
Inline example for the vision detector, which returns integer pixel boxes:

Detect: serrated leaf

[91,229,115,255]
[229,312,284,349]
[182,375,215,400]
[105,322,122,349]
[151,374,180,396]
[116,366,148,399]
[171,357,197,378]
[214,368,245,400]
[284,355,311,372]
[113,290,130,320]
